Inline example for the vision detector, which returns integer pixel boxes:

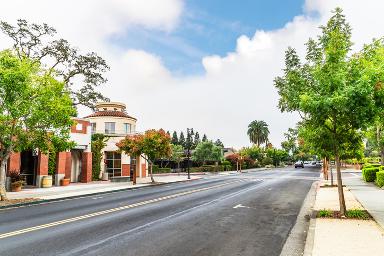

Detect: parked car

[294,161,304,168]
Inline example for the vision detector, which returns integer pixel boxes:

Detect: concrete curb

[280,180,319,256]
[0,177,202,210]
[303,182,320,256]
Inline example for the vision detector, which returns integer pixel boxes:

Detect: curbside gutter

[280,181,319,256]
[0,177,202,210]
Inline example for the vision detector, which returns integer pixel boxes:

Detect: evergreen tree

[179,131,186,148]
[215,139,224,148]
[171,131,179,145]
[193,132,201,149]
[166,131,171,137]
[186,128,193,150]
[202,134,208,142]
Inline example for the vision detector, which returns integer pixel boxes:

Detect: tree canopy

[247,120,269,147]
[0,50,76,200]
[0,19,110,109]
[274,8,384,215]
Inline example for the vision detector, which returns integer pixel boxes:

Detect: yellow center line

[0,180,242,239]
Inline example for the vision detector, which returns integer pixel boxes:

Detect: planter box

[60,178,70,186]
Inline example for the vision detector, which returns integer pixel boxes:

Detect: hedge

[362,167,380,182]
[376,171,384,188]
[152,165,172,173]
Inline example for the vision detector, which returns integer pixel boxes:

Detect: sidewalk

[6,175,201,201]
[308,180,384,256]
[343,171,384,229]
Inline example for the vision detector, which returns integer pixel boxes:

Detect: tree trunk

[335,153,347,216]
[0,154,9,201]
[323,157,328,180]
[150,163,155,183]
[381,149,384,166]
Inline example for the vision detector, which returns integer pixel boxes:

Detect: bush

[362,167,380,182]
[153,167,171,173]
[376,171,384,188]
[346,209,370,219]
[261,157,273,166]
[317,209,333,218]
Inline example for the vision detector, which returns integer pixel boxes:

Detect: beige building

[85,102,148,180]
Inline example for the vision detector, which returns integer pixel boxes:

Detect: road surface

[0,167,319,256]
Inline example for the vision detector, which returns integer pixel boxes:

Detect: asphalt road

[0,167,319,256]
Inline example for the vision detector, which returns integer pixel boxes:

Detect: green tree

[202,134,208,142]
[171,131,179,145]
[239,146,263,162]
[170,144,184,171]
[247,120,269,147]
[91,134,109,180]
[0,19,109,109]
[179,132,186,148]
[193,132,200,149]
[192,141,223,164]
[214,139,224,148]
[117,129,171,183]
[0,50,75,200]
[274,8,384,215]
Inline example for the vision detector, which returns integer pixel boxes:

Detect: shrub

[317,209,333,218]
[261,157,273,166]
[346,209,370,219]
[153,167,171,173]
[376,171,384,188]
[362,167,380,182]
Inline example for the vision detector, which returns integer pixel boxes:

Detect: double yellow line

[0,180,239,239]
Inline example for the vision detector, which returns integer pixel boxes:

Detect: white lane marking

[0,180,249,239]
[61,182,266,256]
[233,204,254,209]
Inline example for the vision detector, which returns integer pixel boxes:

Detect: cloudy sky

[1,0,383,148]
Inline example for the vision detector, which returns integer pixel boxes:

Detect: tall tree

[202,134,208,142]
[0,50,76,200]
[171,131,179,145]
[214,139,224,148]
[193,132,201,148]
[274,8,384,215]
[0,19,109,109]
[179,132,186,148]
[247,120,270,147]
[185,128,193,150]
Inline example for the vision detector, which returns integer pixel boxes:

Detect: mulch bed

[0,198,40,207]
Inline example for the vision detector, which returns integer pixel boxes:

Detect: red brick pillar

[55,152,67,185]
[122,164,130,176]
[141,163,147,178]
[7,152,21,175]
[65,152,72,180]
[81,152,92,183]
[36,152,48,187]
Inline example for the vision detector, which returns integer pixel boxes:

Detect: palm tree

[247,120,270,147]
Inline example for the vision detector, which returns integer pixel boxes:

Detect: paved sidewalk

[6,175,201,200]
[343,172,384,229]
[308,180,384,256]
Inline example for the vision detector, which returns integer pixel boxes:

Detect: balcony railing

[91,130,141,137]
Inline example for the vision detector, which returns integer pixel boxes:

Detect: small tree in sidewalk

[117,129,172,183]
[274,8,384,215]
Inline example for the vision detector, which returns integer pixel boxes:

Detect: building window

[105,152,121,177]
[124,123,131,134]
[105,122,115,134]
[91,123,96,133]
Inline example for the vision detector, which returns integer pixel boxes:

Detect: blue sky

[113,0,304,75]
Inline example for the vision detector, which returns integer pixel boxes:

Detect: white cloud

[1,0,384,148]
